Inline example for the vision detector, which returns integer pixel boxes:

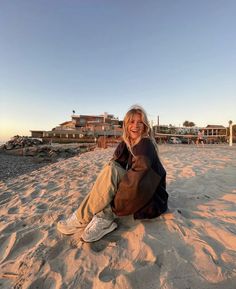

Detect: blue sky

[0,0,235,141]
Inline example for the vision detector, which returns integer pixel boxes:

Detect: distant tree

[189,121,195,127]
[72,110,75,114]
[183,120,195,127]
[227,120,233,136]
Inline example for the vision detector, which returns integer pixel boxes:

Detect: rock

[2,136,43,151]
[5,143,14,150]
[3,148,24,156]
[0,136,92,164]
[23,147,39,156]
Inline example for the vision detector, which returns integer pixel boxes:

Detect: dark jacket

[111,138,168,219]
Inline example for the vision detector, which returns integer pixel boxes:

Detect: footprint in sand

[1,220,27,234]
[88,241,108,253]
[47,240,67,260]
[36,203,48,211]
[3,229,47,262]
[99,266,118,282]
[30,189,41,199]
[0,191,12,206]
[0,233,17,263]
[20,197,28,204]
[8,206,19,214]
[28,276,62,289]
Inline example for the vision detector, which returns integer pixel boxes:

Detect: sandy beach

[0,144,236,289]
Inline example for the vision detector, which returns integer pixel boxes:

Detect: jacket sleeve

[112,139,161,216]
[112,141,129,169]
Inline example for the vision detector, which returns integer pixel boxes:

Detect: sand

[0,144,236,289]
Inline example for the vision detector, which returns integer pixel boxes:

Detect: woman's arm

[112,141,129,169]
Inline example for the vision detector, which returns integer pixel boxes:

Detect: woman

[57,105,168,242]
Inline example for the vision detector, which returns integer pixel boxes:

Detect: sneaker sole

[81,222,118,242]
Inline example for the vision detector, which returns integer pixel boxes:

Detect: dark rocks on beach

[1,136,95,158]
[25,145,81,162]
[0,136,96,181]
[2,135,43,150]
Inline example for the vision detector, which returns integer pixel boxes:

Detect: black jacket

[111,138,168,219]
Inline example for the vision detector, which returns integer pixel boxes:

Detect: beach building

[202,125,226,137]
[202,125,227,143]
[30,113,122,143]
[153,124,228,144]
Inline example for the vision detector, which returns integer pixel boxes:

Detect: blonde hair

[122,105,159,156]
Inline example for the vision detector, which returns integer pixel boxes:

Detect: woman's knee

[108,160,126,177]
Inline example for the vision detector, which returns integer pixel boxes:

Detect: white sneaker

[81,215,117,242]
[57,212,87,235]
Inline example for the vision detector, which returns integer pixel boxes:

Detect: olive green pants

[76,160,126,223]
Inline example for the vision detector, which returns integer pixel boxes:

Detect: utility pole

[229,120,233,146]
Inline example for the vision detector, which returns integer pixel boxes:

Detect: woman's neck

[130,136,142,147]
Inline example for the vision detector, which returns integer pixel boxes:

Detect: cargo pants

[75,160,126,223]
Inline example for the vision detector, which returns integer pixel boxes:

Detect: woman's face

[127,113,145,143]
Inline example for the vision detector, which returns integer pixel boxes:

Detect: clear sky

[0,0,235,142]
